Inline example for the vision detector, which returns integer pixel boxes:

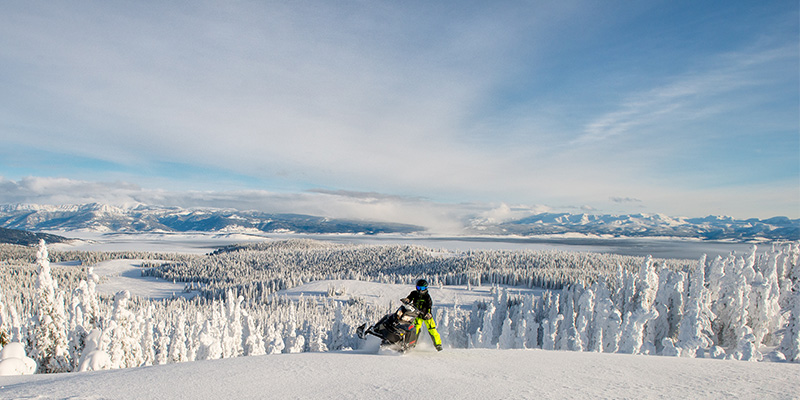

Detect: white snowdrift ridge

[0,347,797,399]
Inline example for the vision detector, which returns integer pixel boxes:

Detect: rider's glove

[401,298,410,304]
[424,313,432,320]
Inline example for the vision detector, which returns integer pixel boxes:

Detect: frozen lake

[47,230,763,260]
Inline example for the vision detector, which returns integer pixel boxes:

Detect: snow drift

[0,347,797,399]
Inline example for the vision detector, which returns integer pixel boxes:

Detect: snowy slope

[1,347,797,399]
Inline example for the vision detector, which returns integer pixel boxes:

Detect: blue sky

[1,1,797,228]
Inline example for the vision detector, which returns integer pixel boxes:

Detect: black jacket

[403,290,433,316]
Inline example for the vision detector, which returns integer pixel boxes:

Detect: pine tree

[196,319,222,360]
[265,322,285,355]
[480,302,497,349]
[575,286,595,352]
[105,291,145,368]
[778,291,800,362]
[308,326,328,353]
[169,315,189,363]
[678,255,716,357]
[541,292,563,351]
[748,249,782,347]
[77,329,110,371]
[558,287,580,351]
[29,240,71,373]
[0,284,9,347]
[498,317,515,349]
[617,308,658,354]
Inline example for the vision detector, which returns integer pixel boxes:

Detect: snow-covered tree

[497,317,515,349]
[575,285,595,352]
[778,291,800,362]
[308,326,328,353]
[327,305,348,351]
[591,279,621,353]
[105,291,145,368]
[748,250,782,347]
[29,240,70,373]
[77,329,110,372]
[265,322,285,355]
[0,284,9,347]
[480,302,497,349]
[221,293,244,358]
[196,319,222,361]
[717,258,751,350]
[557,287,580,351]
[169,315,189,363]
[242,314,266,356]
[618,309,659,355]
[541,292,563,351]
[678,256,716,357]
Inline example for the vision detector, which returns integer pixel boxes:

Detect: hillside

[1,347,797,399]
[0,227,68,246]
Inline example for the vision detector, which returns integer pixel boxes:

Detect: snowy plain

[46,229,759,259]
[89,259,194,300]
[3,231,798,399]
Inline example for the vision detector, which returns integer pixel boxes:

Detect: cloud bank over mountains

[2,176,799,238]
[1,177,797,240]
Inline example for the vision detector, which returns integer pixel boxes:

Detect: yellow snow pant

[415,317,442,346]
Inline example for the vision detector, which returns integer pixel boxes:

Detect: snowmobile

[357,301,422,353]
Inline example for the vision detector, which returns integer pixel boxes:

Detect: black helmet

[416,279,428,291]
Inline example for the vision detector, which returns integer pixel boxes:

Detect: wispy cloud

[610,197,643,204]
[574,44,795,146]
[0,2,796,219]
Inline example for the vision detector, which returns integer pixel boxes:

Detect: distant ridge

[0,203,797,241]
[467,212,800,241]
[0,203,423,235]
[0,226,69,246]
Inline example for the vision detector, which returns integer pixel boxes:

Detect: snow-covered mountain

[0,203,797,240]
[468,212,800,241]
[0,203,423,235]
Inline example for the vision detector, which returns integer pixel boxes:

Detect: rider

[401,279,443,351]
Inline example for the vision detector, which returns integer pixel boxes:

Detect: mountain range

[0,203,422,236]
[467,212,799,240]
[0,203,797,241]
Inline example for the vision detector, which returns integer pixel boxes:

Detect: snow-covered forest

[1,239,799,376]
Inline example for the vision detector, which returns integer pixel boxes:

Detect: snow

[46,230,759,259]
[0,343,36,376]
[1,347,797,399]
[5,234,799,397]
[87,259,196,300]
[3,276,800,398]
[279,279,544,310]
